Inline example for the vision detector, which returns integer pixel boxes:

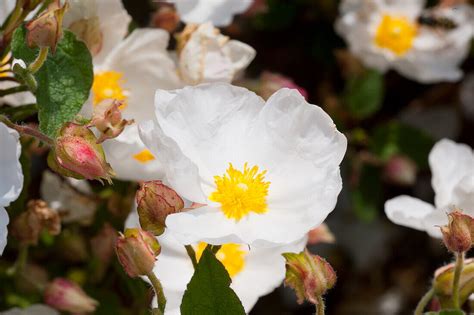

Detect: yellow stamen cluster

[374,14,418,56]
[210,163,270,221]
[195,243,247,277]
[133,149,156,164]
[92,71,129,108]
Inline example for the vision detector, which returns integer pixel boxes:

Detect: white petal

[0,207,9,256]
[0,0,16,25]
[174,0,252,27]
[428,139,474,209]
[0,122,23,207]
[384,195,436,231]
[0,304,59,315]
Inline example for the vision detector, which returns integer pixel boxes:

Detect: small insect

[417,14,458,30]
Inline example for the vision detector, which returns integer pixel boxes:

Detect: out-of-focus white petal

[0,207,9,256]
[0,122,23,206]
[0,0,16,25]
[0,304,59,315]
[384,195,436,231]
[174,0,253,27]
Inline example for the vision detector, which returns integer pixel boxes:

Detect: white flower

[173,0,253,27]
[385,139,474,237]
[125,208,307,314]
[139,83,346,246]
[335,0,474,83]
[0,122,23,255]
[0,305,59,315]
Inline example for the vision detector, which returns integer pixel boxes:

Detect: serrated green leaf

[180,247,245,315]
[11,26,93,138]
[344,69,384,119]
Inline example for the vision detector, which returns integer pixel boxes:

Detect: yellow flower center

[195,243,247,277]
[374,14,417,56]
[92,71,129,108]
[209,163,270,221]
[133,149,155,164]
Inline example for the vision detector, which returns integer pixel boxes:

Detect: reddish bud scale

[88,99,133,143]
[441,210,474,253]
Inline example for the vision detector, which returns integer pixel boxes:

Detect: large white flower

[139,83,347,246]
[125,209,307,314]
[0,305,59,315]
[0,122,23,255]
[173,0,253,27]
[93,24,255,181]
[335,0,474,83]
[385,139,474,237]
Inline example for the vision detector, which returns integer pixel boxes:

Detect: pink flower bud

[307,224,336,245]
[44,278,98,313]
[136,181,185,236]
[49,123,114,183]
[88,99,133,143]
[383,155,417,186]
[115,228,161,278]
[259,71,308,100]
[90,223,117,281]
[25,0,68,53]
[441,210,474,253]
[282,249,336,305]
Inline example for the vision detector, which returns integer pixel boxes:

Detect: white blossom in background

[335,0,474,83]
[173,0,253,27]
[139,83,346,247]
[385,139,474,237]
[0,305,59,315]
[0,122,23,255]
[125,208,307,314]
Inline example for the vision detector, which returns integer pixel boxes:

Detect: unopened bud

[282,249,336,305]
[383,155,417,186]
[90,223,117,281]
[115,228,161,278]
[44,278,98,313]
[11,200,61,246]
[259,71,308,100]
[88,99,133,143]
[307,224,336,245]
[433,258,474,305]
[441,210,474,253]
[49,122,114,183]
[136,181,184,236]
[25,0,68,53]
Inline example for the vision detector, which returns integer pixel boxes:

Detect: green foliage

[181,247,245,315]
[343,69,385,120]
[11,26,93,138]
[425,310,465,315]
[252,0,297,30]
[370,121,435,169]
[352,164,382,222]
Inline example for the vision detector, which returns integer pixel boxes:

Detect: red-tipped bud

[259,71,308,100]
[11,200,61,246]
[282,249,336,305]
[115,228,161,278]
[383,155,417,186]
[25,0,68,53]
[88,99,133,143]
[44,278,98,313]
[307,224,336,245]
[441,210,474,253]
[49,122,114,183]
[136,181,185,236]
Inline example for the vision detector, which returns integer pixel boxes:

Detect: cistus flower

[88,99,133,143]
[335,0,474,83]
[1,304,59,315]
[283,249,336,305]
[259,71,308,100]
[173,0,253,27]
[440,210,474,253]
[49,122,114,183]
[0,122,23,256]
[44,278,98,313]
[136,181,185,236]
[385,139,474,237]
[25,0,68,53]
[115,228,161,278]
[125,210,308,314]
[138,83,346,246]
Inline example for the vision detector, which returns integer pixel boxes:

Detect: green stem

[414,287,435,315]
[0,115,54,146]
[184,245,198,269]
[28,47,49,74]
[452,252,465,309]
[147,272,166,315]
[316,295,325,315]
[0,85,28,96]
[0,77,18,82]
[210,245,221,254]
[6,245,29,276]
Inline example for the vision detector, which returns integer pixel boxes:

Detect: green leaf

[370,121,435,169]
[424,310,465,315]
[181,247,245,315]
[344,69,385,119]
[11,26,93,138]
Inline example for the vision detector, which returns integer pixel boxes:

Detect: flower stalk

[414,287,435,315]
[0,85,28,97]
[28,47,49,74]
[147,272,166,315]
[452,252,465,309]
[185,245,198,269]
[316,295,325,315]
[0,115,54,145]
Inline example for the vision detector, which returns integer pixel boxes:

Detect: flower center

[374,14,417,56]
[92,71,129,108]
[133,149,155,164]
[209,163,270,221]
[195,243,247,277]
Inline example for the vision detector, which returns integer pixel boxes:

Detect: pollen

[210,163,270,221]
[195,243,247,277]
[374,14,418,56]
[92,71,129,108]
[133,149,155,164]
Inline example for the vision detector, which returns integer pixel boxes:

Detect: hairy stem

[0,85,28,97]
[316,295,325,315]
[28,47,49,74]
[414,287,435,315]
[147,272,166,315]
[452,251,465,309]
[0,115,54,146]
[184,245,198,269]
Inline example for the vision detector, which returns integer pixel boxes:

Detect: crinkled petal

[0,122,23,207]
[384,195,437,231]
[0,207,9,256]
